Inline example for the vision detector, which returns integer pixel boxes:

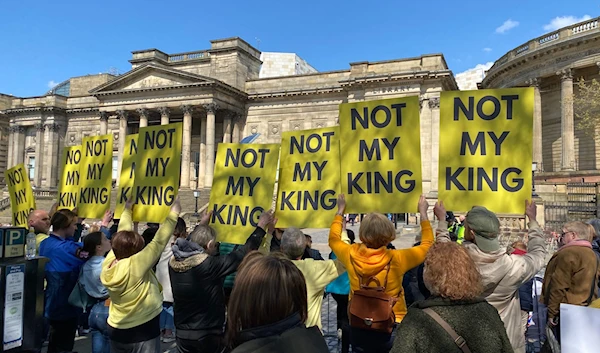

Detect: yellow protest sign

[339,96,422,213]
[5,164,36,227]
[115,134,139,219]
[209,143,280,244]
[439,88,533,214]
[58,146,82,210]
[77,134,114,219]
[132,123,182,223]
[276,127,340,228]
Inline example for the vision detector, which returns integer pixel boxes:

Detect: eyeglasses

[559,231,574,238]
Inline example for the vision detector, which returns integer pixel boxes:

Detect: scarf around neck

[172,237,204,261]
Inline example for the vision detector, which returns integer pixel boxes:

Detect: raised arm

[516,200,548,283]
[395,195,434,270]
[433,200,451,243]
[130,199,181,277]
[329,194,352,265]
[117,199,134,232]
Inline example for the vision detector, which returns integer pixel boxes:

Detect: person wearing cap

[433,200,547,353]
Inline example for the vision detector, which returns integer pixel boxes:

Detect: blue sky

[0,0,597,97]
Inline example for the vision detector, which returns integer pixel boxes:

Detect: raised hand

[171,197,181,215]
[200,210,213,225]
[418,195,429,220]
[125,198,134,211]
[337,194,346,214]
[102,210,114,227]
[433,200,447,222]
[268,217,279,235]
[525,200,537,222]
[257,210,274,230]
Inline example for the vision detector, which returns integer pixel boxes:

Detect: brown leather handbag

[348,259,397,334]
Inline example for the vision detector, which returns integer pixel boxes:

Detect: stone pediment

[90,64,215,94]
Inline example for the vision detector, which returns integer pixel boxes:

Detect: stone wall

[259,52,318,78]
[70,74,115,96]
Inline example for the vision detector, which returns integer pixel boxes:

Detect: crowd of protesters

[25,192,600,353]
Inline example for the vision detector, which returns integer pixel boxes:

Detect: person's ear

[206,239,214,251]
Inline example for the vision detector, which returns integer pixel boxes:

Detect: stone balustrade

[486,16,600,75]
[168,50,210,63]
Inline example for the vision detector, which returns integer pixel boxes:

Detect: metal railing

[167,50,210,63]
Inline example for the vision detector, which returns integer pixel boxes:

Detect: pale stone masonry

[0,37,457,194]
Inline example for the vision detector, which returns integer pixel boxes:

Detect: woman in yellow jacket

[329,194,433,353]
[101,198,181,353]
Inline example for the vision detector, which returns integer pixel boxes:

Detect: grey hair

[188,224,217,249]
[587,219,600,239]
[281,227,306,259]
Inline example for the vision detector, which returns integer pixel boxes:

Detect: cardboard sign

[209,143,280,244]
[439,88,533,213]
[276,127,340,228]
[4,164,36,227]
[115,134,139,219]
[339,96,422,213]
[58,146,82,210]
[78,135,114,218]
[132,123,183,223]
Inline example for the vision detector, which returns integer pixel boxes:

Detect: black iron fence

[545,183,598,231]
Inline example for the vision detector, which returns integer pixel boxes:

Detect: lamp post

[193,190,200,216]
[532,162,538,198]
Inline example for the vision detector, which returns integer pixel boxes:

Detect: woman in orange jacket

[328,194,433,353]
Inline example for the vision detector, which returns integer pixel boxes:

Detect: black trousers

[176,334,224,353]
[47,317,78,353]
[110,336,160,353]
[331,293,350,353]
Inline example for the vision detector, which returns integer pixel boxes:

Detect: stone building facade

[481,16,600,181]
[0,37,457,194]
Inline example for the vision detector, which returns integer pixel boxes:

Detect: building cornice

[1,106,67,116]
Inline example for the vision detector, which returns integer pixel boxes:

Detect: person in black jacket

[226,252,329,353]
[169,210,275,353]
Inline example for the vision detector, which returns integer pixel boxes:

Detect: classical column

[136,108,149,128]
[528,78,543,171]
[558,69,575,170]
[232,114,241,143]
[116,110,129,187]
[158,107,170,125]
[429,97,441,193]
[7,126,14,169]
[223,112,233,143]
[43,123,60,188]
[203,103,218,187]
[198,113,207,188]
[12,125,25,166]
[34,123,45,187]
[181,105,193,188]
[99,111,109,135]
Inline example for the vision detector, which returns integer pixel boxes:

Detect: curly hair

[423,242,482,300]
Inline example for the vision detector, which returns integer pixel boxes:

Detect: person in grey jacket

[433,200,547,353]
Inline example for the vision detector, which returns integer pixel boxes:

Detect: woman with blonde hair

[328,194,434,353]
[391,242,512,353]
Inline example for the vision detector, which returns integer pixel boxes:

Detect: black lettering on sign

[144,128,176,149]
[225,176,260,196]
[290,132,334,154]
[129,139,138,155]
[454,95,520,121]
[6,168,25,187]
[129,162,136,179]
[212,204,264,227]
[145,157,170,177]
[347,170,415,194]
[66,171,80,185]
[358,137,400,162]
[292,161,327,182]
[59,192,77,208]
[86,164,105,180]
[85,139,109,157]
[66,149,81,164]
[79,187,109,204]
[133,185,175,206]
[351,103,406,130]
[14,190,27,205]
[445,167,523,192]
[225,148,270,168]
[280,190,337,211]
[13,208,33,226]
[460,131,510,156]
[119,187,131,203]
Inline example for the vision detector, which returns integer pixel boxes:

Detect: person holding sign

[101,198,181,353]
[169,210,275,353]
[433,200,546,353]
[39,209,87,353]
[329,194,433,353]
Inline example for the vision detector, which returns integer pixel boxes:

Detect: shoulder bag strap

[381,259,392,289]
[586,256,600,305]
[423,308,472,353]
